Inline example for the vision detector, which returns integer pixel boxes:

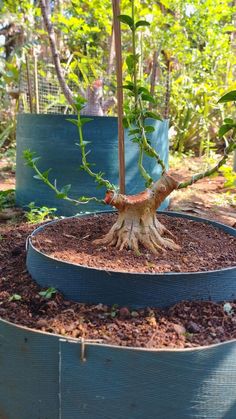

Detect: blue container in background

[15,114,169,215]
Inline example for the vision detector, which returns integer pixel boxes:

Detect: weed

[26,202,57,223]
[220,166,236,188]
[0,189,15,211]
[38,287,57,299]
[9,294,22,301]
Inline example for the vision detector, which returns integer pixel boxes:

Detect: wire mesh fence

[19,63,75,114]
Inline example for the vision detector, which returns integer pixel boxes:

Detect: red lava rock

[119,307,131,319]
[36,319,48,328]
[172,323,186,335]
[187,321,202,333]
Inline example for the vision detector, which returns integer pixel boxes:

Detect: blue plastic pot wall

[27,211,236,309]
[0,317,236,419]
[16,114,169,215]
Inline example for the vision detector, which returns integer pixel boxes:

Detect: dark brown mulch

[0,221,236,349]
[31,213,236,273]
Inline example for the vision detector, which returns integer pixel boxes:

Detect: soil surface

[1,222,236,349]
[169,157,236,228]
[31,213,236,273]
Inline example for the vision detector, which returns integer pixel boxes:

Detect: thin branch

[24,151,104,206]
[178,139,236,189]
[39,0,75,108]
[75,114,116,190]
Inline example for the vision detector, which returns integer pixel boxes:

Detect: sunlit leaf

[118,14,134,29]
[218,91,236,103]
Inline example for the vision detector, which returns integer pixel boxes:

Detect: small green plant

[220,166,236,188]
[38,287,57,299]
[8,294,22,302]
[26,202,57,223]
[0,189,15,211]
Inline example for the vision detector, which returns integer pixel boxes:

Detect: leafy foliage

[8,294,22,302]
[0,189,15,211]
[26,202,57,224]
[38,287,57,299]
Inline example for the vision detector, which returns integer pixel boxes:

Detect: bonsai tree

[24,1,236,254]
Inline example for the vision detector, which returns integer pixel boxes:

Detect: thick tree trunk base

[94,173,180,254]
[94,210,180,254]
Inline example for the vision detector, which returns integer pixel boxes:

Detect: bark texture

[94,173,180,253]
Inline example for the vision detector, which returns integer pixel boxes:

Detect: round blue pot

[0,317,236,418]
[26,211,236,309]
[15,114,169,215]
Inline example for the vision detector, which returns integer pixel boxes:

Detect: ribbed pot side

[16,114,169,215]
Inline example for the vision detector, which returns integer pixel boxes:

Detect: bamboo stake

[25,55,33,113]
[33,48,39,114]
[112,0,125,194]
[107,25,115,77]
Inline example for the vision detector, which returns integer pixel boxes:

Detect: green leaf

[135,20,150,29]
[224,118,234,124]
[118,14,134,29]
[56,184,71,199]
[123,83,134,92]
[128,128,140,136]
[218,91,236,103]
[144,125,155,133]
[56,192,67,199]
[126,55,135,73]
[141,93,156,104]
[137,86,151,95]
[219,124,236,138]
[122,117,129,128]
[74,95,87,111]
[144,111,162,121]
[42,169,52,180]
[60,184,71,195]
[31,157,41,164]
[9,294,22,301]
[80,117,93,126]
[66,118,78,127]
[39,287,57,299]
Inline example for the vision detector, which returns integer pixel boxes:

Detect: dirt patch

[31,213,236,273]
[0,222,236,349]
[169,165,236,228]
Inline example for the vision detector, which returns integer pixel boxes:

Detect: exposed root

[93,213,180,254]
[93,172,180,254]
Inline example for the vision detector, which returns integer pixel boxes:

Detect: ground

[169,155,236,228]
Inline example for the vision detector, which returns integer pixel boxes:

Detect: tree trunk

[94,173,180,253]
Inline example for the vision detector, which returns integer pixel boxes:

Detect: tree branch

[39,0,75,108]
[178,139,236,189]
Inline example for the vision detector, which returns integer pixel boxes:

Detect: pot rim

[1,315,235,353]
[17,113,169,121]
[27,210,236,277]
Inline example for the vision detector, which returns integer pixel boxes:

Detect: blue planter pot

[16,114,169,215]
[26,211,236,309]
[0,317,236,419]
